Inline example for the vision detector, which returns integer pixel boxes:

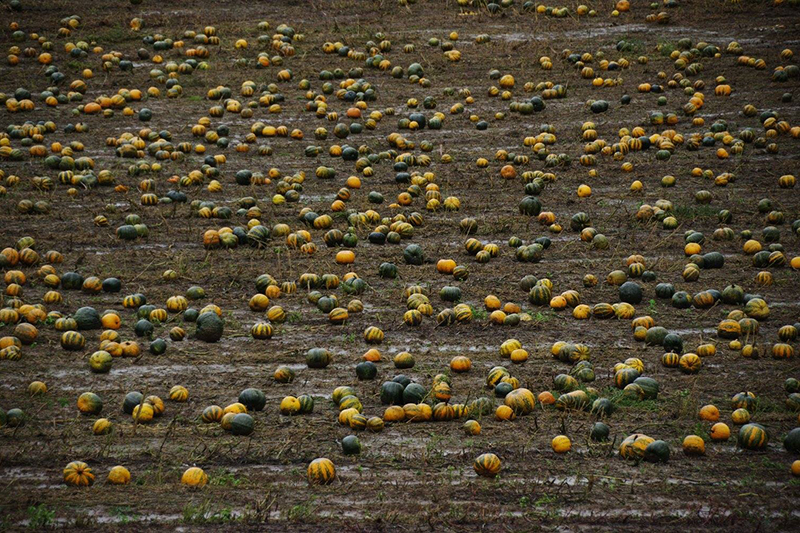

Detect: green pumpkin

[468,396,495,416]
[195,312,223,342]
[633,377,659,400]
[378,262,398,279]
[644,440,670,463]
[518,196,542,216]
[342,435,361,455]
[380,381,405,405]
[785,393,800,412]
[618,281,643,304]
[230,413,254,436]
[439,286,462,302]
[644,326,668,346]
[731,392,756,411]
[238,388,267,411]
[306,348,332,369]
[186,286,206,300]
[61,272,85,290]
[555,390,589,411]
[135,319,154,338]
[614,367,640,388]
[5,408,24,427]
[784,378,800,394]
[355,361,377,380]
[590,422,610,441]
[122,391,144,414]
[73,306,101,330]
[591,398,614,417]
[553,374,579,392]
[116,225,138,240]
[297,394,315,414]
[403,244,424,265]
[402,383,427,404]
[783,427,800,454]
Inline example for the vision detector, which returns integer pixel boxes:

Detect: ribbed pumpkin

[63,461,95,486]
[473,453,501,477]
[307,458,336,485]
[679,353,702,373]
[504,388,536,415]
[738,423,768,450]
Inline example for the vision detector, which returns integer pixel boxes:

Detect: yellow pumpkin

[181,467,208,487]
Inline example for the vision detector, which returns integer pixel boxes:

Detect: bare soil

[1,0,800,530]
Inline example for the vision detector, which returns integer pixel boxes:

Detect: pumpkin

[307,458,336,485]
[393,351,415,369]
[644,440,670,463]
[731,392,756,411]
[306,348,332,368]
[107,465,131,485]
[274,366,295,383]
[450,356,472,373]
[552,435,571,453]
[699,405,720,422]
[555,390,589,411]
[132,403,154,423]
[661,352,680,367]
[239,388,267,411]
[731,408,751,424]
[620,433,655,460]
[77,392,103,415]
[63,461,94,486]
[784,428,800,454]
[464,419,481,435]
[682,435,706,456]
[28,381,47,396]
[486,366,510,387]
[92,418,112,435]
[590,422,610,442]
[181,467,208,487]
[710,423,730,441]
[123,391,144,414]
[473,453,501,477]
[679,353,702,373]
[772,343,794,359]
[738,423,768,450]
[13,323,37,345]
[339,395,363,412]
[88,350,113,373]
[230,413,254,435]
[195,312,223,342]
[201,405,223,423]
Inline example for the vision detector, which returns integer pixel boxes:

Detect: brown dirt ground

[1,0,800,530]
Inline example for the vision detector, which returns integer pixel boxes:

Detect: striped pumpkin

[772,343,794,359]
[679,353,702,374]
[592,303,615,319]
[307,458,336,485]
[473,453,501,477]
[251,322,273,339]
[504,388,536,415]
[201,405,223,423]
[169,385,189,402]
[63,461,95,486]
[486,366,510,387]
[738,423,768,450]
[363,326,384,344]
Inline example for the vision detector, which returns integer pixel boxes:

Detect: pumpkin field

[2,0,800,529]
